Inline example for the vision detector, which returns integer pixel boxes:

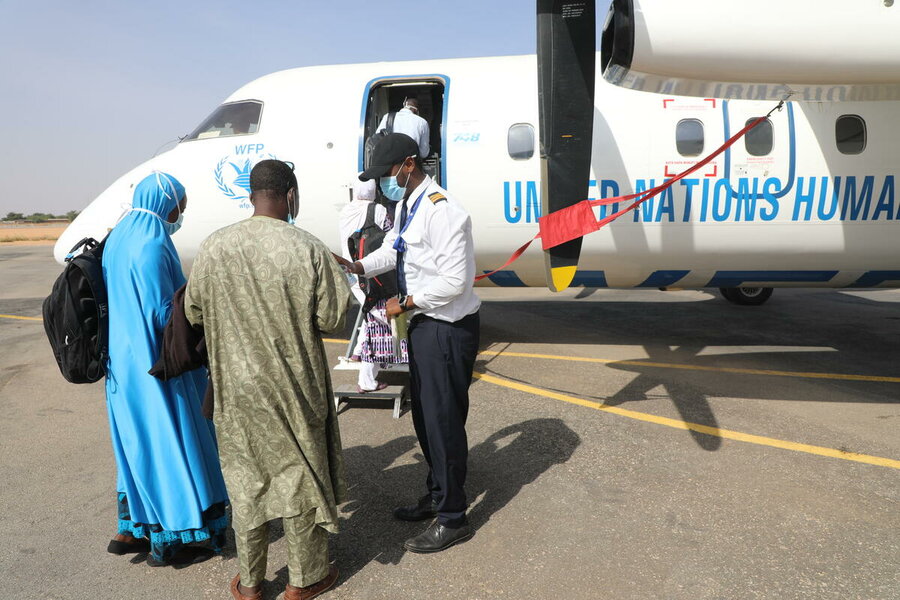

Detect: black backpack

[382,111,397,136]
[364,112,396,173]
[347,203,398,312]
[43,236,109,383]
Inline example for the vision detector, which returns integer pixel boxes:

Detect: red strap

[536,114,770,251]
[474,233,541,282]
[476,107,779,281]
[588,114,768,209]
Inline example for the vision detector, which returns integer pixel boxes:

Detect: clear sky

[0,0,611,214]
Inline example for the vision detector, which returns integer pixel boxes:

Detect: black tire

[719,286,773,306]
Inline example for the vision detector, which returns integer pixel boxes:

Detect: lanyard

[392,188,428,252]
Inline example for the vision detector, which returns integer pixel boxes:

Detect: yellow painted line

[7,326,891,467]
[478,349,900,384]
[472,371,900,470]
[9,318,899,384]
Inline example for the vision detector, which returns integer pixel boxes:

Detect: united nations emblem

[213,144,280,209]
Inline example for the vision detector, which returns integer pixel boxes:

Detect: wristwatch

[398,295,410,311]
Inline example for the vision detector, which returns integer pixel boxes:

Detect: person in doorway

[185,159,350,600]
[102,172,229,567]
[336,133,481,553]
[339,176,409,392]
[376,97,430,158]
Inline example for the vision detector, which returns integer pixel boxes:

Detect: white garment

[353,321,380,390]
[376,107,430,158]
[360,175,481,323]
[341,199,392,390]
[353,177,377,202]
[357,362,380,391]
[339,200,388,305]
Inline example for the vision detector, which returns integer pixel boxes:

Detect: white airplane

[56,2,900,306]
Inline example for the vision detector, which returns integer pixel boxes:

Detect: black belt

[410,311,479,327]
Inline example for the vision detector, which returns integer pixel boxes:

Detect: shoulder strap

[65,234,109,262]
[364,202,378,227]
[386,111,396,134]
[67,237,95,256]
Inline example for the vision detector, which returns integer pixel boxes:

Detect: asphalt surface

[1,244,898,600]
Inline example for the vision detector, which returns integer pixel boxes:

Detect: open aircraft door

[359,76,447,187]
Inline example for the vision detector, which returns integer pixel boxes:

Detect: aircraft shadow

[476,289,900,451]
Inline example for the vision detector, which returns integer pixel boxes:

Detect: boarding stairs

[333,302,409,418]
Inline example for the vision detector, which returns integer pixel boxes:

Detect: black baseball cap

[359,133,419,181]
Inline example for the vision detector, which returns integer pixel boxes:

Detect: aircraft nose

[54,183,127,264]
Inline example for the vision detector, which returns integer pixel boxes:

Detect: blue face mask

[164,213,183,235]
[380,160,413,202]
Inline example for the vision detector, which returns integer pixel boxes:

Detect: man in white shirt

[376,98,431,159]
[336,133,480,553]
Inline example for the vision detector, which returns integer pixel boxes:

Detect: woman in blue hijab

[102,172,228,566]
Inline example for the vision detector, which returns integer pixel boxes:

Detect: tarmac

[1,243,898,600]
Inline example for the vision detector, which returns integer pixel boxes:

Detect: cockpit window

[184,101,263,141]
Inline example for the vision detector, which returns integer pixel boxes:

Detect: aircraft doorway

[360,76,447,187]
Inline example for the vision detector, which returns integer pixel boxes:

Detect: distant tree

[65,210,80,221]
[26,212,53,223]
[4,212,24,221]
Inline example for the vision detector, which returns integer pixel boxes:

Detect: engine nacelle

[601,0,900,101]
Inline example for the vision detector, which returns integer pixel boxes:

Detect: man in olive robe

[184,160,350,600]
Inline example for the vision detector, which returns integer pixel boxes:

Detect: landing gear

[719,287,773,305]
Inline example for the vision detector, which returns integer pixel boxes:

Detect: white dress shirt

[376,108,431,158]
[359,176,480,323]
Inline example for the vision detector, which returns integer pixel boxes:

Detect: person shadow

[465,419,580,530]
[297,418,579,590]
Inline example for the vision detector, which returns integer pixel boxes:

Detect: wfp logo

[213,143,279,209]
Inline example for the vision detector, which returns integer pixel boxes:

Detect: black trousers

[407,311,480,527]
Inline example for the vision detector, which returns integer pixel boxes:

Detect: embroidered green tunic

[184,216,350,534]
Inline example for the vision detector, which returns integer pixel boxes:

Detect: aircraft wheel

[719,287,773,305]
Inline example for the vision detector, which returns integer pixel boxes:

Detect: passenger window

[744,118,773,156]
[185,101,263,141]
[676,119,704,156]
[508,123,535,160]
[836,115,866,155]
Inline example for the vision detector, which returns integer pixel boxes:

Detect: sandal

[356,382,389,393]
[284,565,339,600]
[230,574,262,600]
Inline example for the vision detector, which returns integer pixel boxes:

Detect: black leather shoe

[404,520,473,553]
[393,496,437,521]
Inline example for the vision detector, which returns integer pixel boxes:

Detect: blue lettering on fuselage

[234,143,265,154]
[503,180,541,223]
[501,175,897,224]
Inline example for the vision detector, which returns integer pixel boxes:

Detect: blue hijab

[102,172,227,535]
